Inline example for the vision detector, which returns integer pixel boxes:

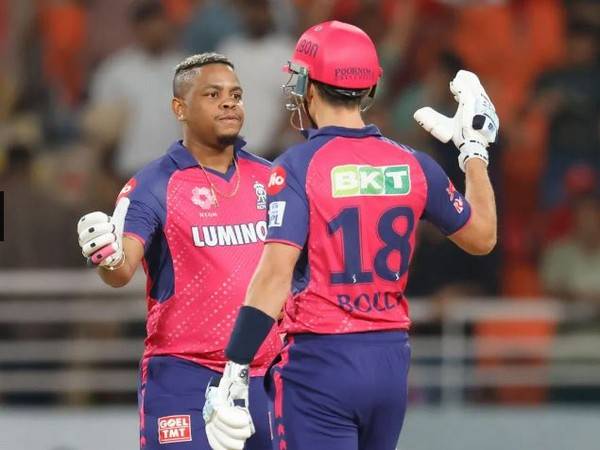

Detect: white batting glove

[414,70,499,172]
[203,361,255,450]
[77,197,130,268]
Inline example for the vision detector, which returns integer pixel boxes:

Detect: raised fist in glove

[77,197,129,268]
[203,361,255,450]
[414,70,499,172]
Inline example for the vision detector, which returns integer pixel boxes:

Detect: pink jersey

[265,125,471,335]
[120,140,281,375]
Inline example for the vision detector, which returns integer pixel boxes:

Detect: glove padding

[414,70,499,172]
[77,197,130,267]
[203,362,255,450]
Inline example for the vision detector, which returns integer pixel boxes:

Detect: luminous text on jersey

[191,221,267,247]
[331,164,411,197]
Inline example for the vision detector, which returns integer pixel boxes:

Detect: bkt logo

[331,164,411,197]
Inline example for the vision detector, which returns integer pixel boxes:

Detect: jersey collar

[306,124,382,140]
[168,138,246,170]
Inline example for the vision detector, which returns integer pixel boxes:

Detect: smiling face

[173,63,245,148]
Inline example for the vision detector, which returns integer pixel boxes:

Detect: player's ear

[172,97,186,122]
[306,81,316,103]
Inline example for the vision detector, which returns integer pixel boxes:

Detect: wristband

[226,306,275,364]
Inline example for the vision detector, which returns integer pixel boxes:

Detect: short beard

[216,133,239,148]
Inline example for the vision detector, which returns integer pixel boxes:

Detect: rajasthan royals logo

[254,182,267,210]
[192,187,217,210]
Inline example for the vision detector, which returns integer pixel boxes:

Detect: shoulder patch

[117,178,137,202]
[267,166,287,195]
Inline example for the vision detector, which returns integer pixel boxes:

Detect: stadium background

[0,0,599,449]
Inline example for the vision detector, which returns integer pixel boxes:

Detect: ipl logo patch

[192,187,217,210]
[268,201,286,228]
[254,182,267,210]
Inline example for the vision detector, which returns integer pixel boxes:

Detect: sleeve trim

[446,208,473,236]
[265,239,304,250]
[123,231,146,247]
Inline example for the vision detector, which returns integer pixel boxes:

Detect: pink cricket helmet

[286,20,382,91]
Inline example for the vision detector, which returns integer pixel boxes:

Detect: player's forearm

[98,237,143,287]
[98,255,136,287]
[225,243,299,365]
[244,267,291,320]
[224,266,288,365]
[463,159,497,254]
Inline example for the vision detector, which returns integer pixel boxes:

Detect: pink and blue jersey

[119,139,281,376]
[265,125,471,335]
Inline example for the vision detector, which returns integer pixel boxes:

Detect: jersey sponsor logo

[267,166,287,195]
[116,178,137,202]
[268,201,286,228]
[192,186,217,210]
[331,164,411,197]
[191,221,267,247]
[157,415,192,444]
[254,181,267,210]
[446,181,464,214]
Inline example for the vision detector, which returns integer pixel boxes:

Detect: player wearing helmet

[204,21,498,450]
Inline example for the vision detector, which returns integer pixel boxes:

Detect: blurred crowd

[1,0,599,308]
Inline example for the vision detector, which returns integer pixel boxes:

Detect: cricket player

[77,53,280,450]
[203,21,498,450]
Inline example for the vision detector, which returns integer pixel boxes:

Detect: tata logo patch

[157,415,192,444]
[267,166,287,195]
[331,164,411,197]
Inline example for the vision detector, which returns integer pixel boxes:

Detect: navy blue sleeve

[265,159,309,249]
[121,176,163,249]
[413,151,472,235]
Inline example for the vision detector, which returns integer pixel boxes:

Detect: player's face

[181,64,245,146]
